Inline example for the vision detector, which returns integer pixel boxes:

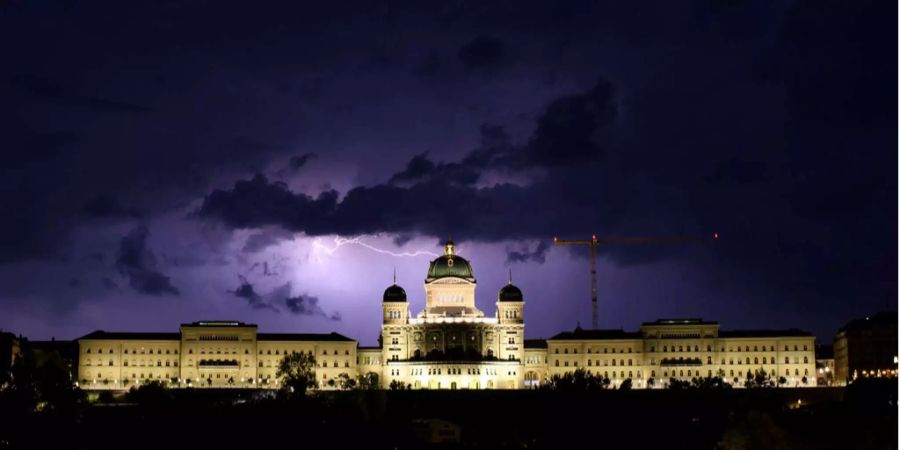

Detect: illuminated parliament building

[77,241,817,390]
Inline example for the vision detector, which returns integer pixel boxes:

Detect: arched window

[745,357,750,364]
[803,356,809,363]
[707,356,712,364]
[762,357,767,364]
[785,357,789,364]
[754,357,759,364]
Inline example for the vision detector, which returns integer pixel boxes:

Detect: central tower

[422,240,483,318]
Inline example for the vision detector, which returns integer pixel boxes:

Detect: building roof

[641,318,719,326]
[838,311,898,333]
[257,332,355,342]
[718,329,813,338]
[181,321,257,327]
[524,339,548,349]
[383,284,408,302]
[78,331,180,341]
[498,283,524,302]
[426,241,475,281]
[549,328,642,340]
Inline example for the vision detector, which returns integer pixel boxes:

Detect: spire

[444,239,455,256]
[508,268,512,285]
[393,267,396,284]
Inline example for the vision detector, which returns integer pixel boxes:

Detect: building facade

[833,312,898,384]
[76,240,818,390]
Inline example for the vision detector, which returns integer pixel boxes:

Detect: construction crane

[553,232,720,329]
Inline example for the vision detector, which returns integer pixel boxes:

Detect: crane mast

[553,232,719,329]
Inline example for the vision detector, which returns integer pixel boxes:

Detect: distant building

[75,240,819,390]
[815,344,835,386]
[546,320,817,388]
[833,312,898,384]
[0,331,21,384]
[30,339,79,382]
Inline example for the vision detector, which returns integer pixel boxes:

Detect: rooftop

[718,329,813,338]
[838,311,898,333]
[524,339,548,349]
[257,332,355,342]
[79,331,180,341]
[641,318,719,326]
[549,329,642,340]
[181,321,257,327]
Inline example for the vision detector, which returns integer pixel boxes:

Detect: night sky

[0,0,895,345]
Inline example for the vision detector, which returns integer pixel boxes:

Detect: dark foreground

[1,381,896,450]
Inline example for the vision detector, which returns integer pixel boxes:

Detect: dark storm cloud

[458,36,507,69]
[115,226,179,296]
[4,130,80,169]
[197,78,620,241]
[0,0,894,342]
[392,234,415,247]
[227,278,338,319]
[288,153,318,171]
[82,195,142,219]
[9,74,150,114]
[284,293,340,321]
[241,229,295,253]
[229,276,278,312]
[506,241,549,265]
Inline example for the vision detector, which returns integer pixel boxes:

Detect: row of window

[85,348,178,355]
[554,343,812,355]
[84,359,180,367]
[556,356,811,368]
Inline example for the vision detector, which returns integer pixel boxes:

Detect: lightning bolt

[311,236,439,262]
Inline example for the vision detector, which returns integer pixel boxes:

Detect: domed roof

[382,284,407,302]
[498,283,524,302]
[426,240,475,281]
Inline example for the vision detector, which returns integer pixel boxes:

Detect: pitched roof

[549,329,641,340]
[524,339,548,349]
[718,329,813,338]
[838,311,898,333]
[78,331,180,341]
[257,332,355,342]
[642,318,719,326]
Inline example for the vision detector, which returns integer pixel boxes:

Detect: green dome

[426,240,475,281]
[498,283,523,302]
[383,284,407,302]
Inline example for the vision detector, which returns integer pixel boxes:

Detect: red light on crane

[713,232,720,240]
